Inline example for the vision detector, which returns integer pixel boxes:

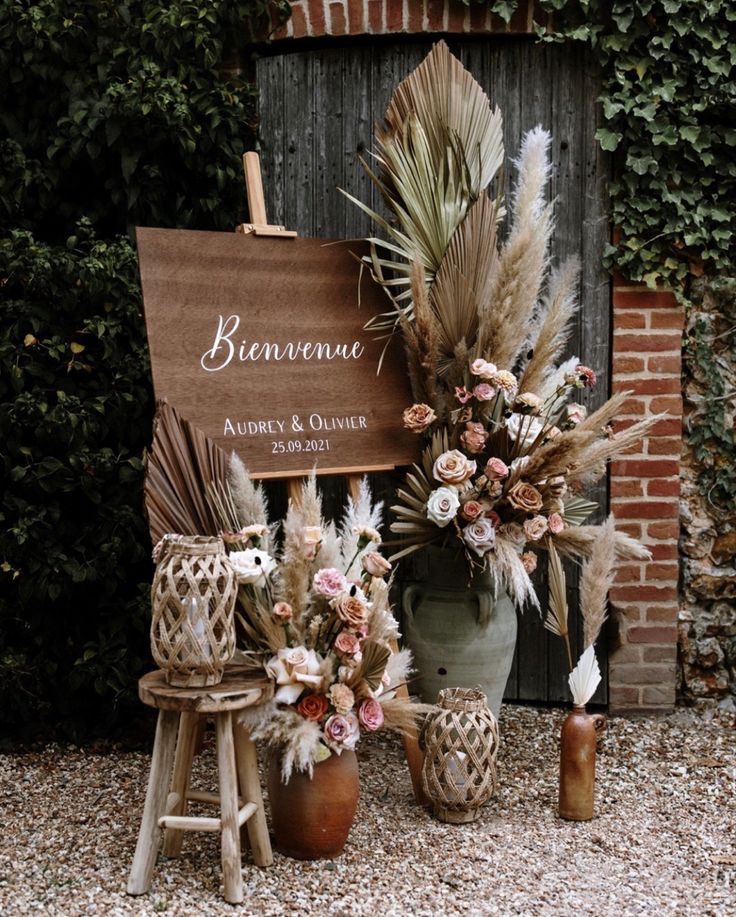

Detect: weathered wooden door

[256,37,610,705]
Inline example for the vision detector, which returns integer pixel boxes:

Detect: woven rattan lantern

[150,535,236,687]
[421,686,499,823]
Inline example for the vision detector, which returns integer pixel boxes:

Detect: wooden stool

[127,666,274,904]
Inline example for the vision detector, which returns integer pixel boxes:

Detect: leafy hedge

[0,0,281,740]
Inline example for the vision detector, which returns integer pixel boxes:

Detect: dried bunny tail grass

[492,536,540,610]
[339,476,384,576]
[580,515,617,647]
[379,696,433,734]
[227,453,270,546]
[550,525,652,562]
[368,578,400,643]
[483,126,553,367]
[316,520,342,570]
[239,703,322,782]
[400,258,442,410]
[385,646,413,686]
[539,355,579,403]
[279,472,324,617]
[519,256,580,397]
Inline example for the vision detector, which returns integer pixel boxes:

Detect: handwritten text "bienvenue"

[200,315,365,373]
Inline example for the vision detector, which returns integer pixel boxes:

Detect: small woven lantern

[421,686,499,823]
[150,535,236,687]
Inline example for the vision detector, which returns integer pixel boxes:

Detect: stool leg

[127,709,179,895]
[162,711,199,857]
[234,722,273,867]
[216,711,243,904]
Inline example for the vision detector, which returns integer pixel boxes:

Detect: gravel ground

[1,704,734,917]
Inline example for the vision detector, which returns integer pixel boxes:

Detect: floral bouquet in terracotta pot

[208,466,424,782]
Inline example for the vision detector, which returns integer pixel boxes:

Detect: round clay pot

[267,749,359,860]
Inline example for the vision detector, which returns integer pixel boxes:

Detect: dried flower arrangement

[345,42,657,603]
[145,403,426,782]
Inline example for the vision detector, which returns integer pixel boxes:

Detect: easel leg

[162,711,199,857]
[216,711,244,904]
[127,709,179,895]
[234,722,273,867]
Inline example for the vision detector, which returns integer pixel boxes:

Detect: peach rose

[334,631,362,656]
[485,457,509,481]
[507,481,544,513]
[403,403,437,433]
[521,552,538,574]
[433,450,476,485]
[460,500,485,521]
[523,515,549,541]
[460,421,489,454]
[272,601,293,623]
[334,594,368,628]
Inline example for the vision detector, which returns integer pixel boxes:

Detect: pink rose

[521,552,538,574]
[523,515,549,541]
[485,457,510,481]
[548,513,565,534]
[470,358,497,380]
[460,421,489,455]
[567,403,588,425]
[334,631,361,656]
[473,383,496,401]
[358,698,385,732]
[324,713,360,750]
[312,568,348,598]
[272,601,293,623]
[403,403,437,433]
[460,500,484,521]
[433,450,477,485]
[362,551,392,578]
[334,594,368,628]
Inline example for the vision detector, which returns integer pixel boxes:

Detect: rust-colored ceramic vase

[267,750,360,860]
[558,704,606,821]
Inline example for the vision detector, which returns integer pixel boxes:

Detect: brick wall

[257,0,684,711]
[608,282,684,711]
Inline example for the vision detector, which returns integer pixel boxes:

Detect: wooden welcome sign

[137,228,417,479]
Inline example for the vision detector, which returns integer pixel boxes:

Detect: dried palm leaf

[349,640,391,692]
[562,495,599,527]
[544,542,573,671]
[568,645,602,706]
[144,399,228,545]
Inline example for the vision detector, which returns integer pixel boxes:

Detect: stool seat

[127,665,275,904]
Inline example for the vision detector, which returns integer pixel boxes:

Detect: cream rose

[302,526,322,559]
[265,646,324,704]
[507,481,544,513]
[362,551,392,578]
[426,487,460,527]
[462,518,496,557]
[548,512,565,534]
[433,450,476,485]
[506,413,545,448]
[514,392,543,414]
[403,403,437,433]
[470,358,497,380]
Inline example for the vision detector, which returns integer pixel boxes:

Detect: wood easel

[237,152,427,805]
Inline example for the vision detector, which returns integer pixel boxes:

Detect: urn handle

[591,713,607,734]
[475,590,492,628]
[402,583,424,622]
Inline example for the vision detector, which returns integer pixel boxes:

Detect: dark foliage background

[0,0,284,741]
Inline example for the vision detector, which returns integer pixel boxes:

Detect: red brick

[610,479,644,498]
[647,521,680,540]
[614,564,643,583]
[611,644,643,663]
[628,625,677,643]
[611,459,680,477]
[610,584,678,602]
[616,522,642,539]
[427,0,445,30]
[641,685,676,706]
[613,355,646,374]
[616,438,645,456]
[651,395,683,414]
[290,2,308,37]
[648,354,681,374]
[608,685,641,707]
[613,377,681,396]
[617,398,646,416]
[609,662,676,683]
[309,0,326,34]
[643,644,677,662]
[612,501,678,520]
[616,604,644,622]
[329,1,347,34]
[615,311,647,329]
[347,0,366,32]
[649,309,685,330]
[649,417,682,436]
[614,332,682,353]
[385,0,404,31]
[407,0,423,30]
[647,562,679,580]
[647,473,681,492]
[645,604,679,623]
[647,438,682,457]
[614,290,677,309]
[648,543,679,560]
[447,0,467,31]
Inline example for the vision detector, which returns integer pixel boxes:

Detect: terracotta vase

[558,704,606,821]
[267,750,359,860]
[402,546,517,718]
